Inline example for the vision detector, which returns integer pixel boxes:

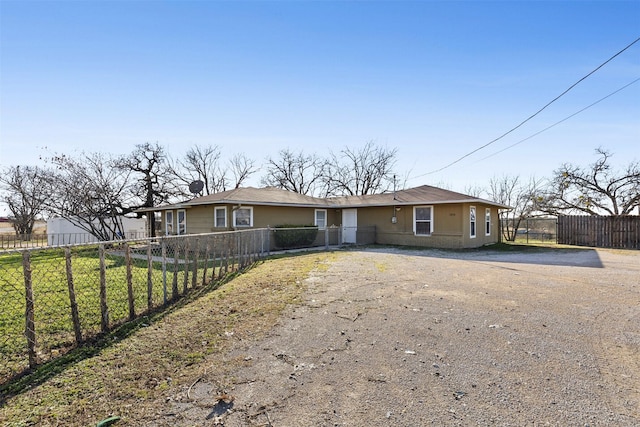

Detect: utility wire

[412,36,640,179]
[476,77,640,162]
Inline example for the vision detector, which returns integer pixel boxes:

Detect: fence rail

[0,231,149,250]
[558,215,640,249]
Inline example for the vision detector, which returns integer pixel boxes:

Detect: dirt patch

[154,247,640,426]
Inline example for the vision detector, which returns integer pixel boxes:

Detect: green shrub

[273,225,318,249]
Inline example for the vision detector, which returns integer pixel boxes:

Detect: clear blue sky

[1,1,639,197]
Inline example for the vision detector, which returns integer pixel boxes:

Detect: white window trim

[165,211,174,235]
[314,209,327,229]
[470,206,476,239]
[485,208,491,236]
[215,206,227,228]
[413,205,434,236]
[233,206,253,227]
[177,209,186,235]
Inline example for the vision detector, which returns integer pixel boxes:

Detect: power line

[412,36,640,179]
[476,77,640,162]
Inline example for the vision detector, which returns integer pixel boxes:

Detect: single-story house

[140,185,508,249]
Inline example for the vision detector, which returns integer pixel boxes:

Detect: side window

[413,206,433,236]
[470,206,476,238]
[165,211,174,235]
[315,209,327,229]
[485,208,491,236]
[177,209,186,235]
[215,207,227,228]
[233,206,253,227]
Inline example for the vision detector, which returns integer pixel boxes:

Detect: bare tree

[177,145,226,195]
[325,141,398,196]
[118,142,178,236]
[488,175,542,241]
[0,165,51,238]
[229,153,257,189]
[537,148,640,216]
[44,152,132,241]
[170,145,257,195]
[261,148,326,195]
[464,184,485,198]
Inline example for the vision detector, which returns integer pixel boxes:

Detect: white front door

[342,209,357,244]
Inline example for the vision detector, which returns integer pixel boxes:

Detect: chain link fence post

[99,244,109,333]
[65,247,83,344]
[22,250,37,369]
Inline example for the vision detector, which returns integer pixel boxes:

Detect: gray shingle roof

[144,185,508,211]
[188,186,325,206]
[329,185,493,207]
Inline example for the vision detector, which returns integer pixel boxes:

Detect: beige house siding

[369,204,465,248]
[174,205,342,234]
[188,206,216,233]
[358,203,500,249]
[460,203,501,248]
[249,206,328,228]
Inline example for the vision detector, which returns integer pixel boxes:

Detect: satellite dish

[189,180,204,195]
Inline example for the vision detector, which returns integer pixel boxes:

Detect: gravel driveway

[164,247,640,426]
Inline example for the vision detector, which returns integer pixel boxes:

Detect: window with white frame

[315,209,327,229]
[177,209,186,235]
[215,207,227,228]
[413,206,433,236]
[470,206,476,238]
[485,208,491,236]
[165,211,174,235]
[233,206,253,227]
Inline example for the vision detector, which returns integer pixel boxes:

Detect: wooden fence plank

[99,244,109,333]
[22,250,37,368]
[558,215,640,249]
[126,244,135,321]
[65,247,83,344]
[146,243,153,310]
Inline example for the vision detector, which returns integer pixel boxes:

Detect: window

[470,206,476,238]
[485,208,491,236]
[413,206,433,236]
[233,206,253,227]
[177,209,186,235]
[215,207,227,228]
[315,209,327,229]
[165,211,174,235]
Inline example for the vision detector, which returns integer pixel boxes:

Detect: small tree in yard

[488,175,542,241]
[0,165,51,238]
[537,148,640,216]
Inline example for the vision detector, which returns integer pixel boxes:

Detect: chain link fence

[0,231,149,250]
[0,229,269,384]
[499,217,558,243]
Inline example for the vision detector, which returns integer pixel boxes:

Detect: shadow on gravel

[362,244,605,268]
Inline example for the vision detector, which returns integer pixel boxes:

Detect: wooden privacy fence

[0,229,269,384]
[557,215,640,249]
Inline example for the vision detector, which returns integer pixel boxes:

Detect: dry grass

[0,251,337,427]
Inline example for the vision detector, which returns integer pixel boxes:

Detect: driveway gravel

[159,247,640,426]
